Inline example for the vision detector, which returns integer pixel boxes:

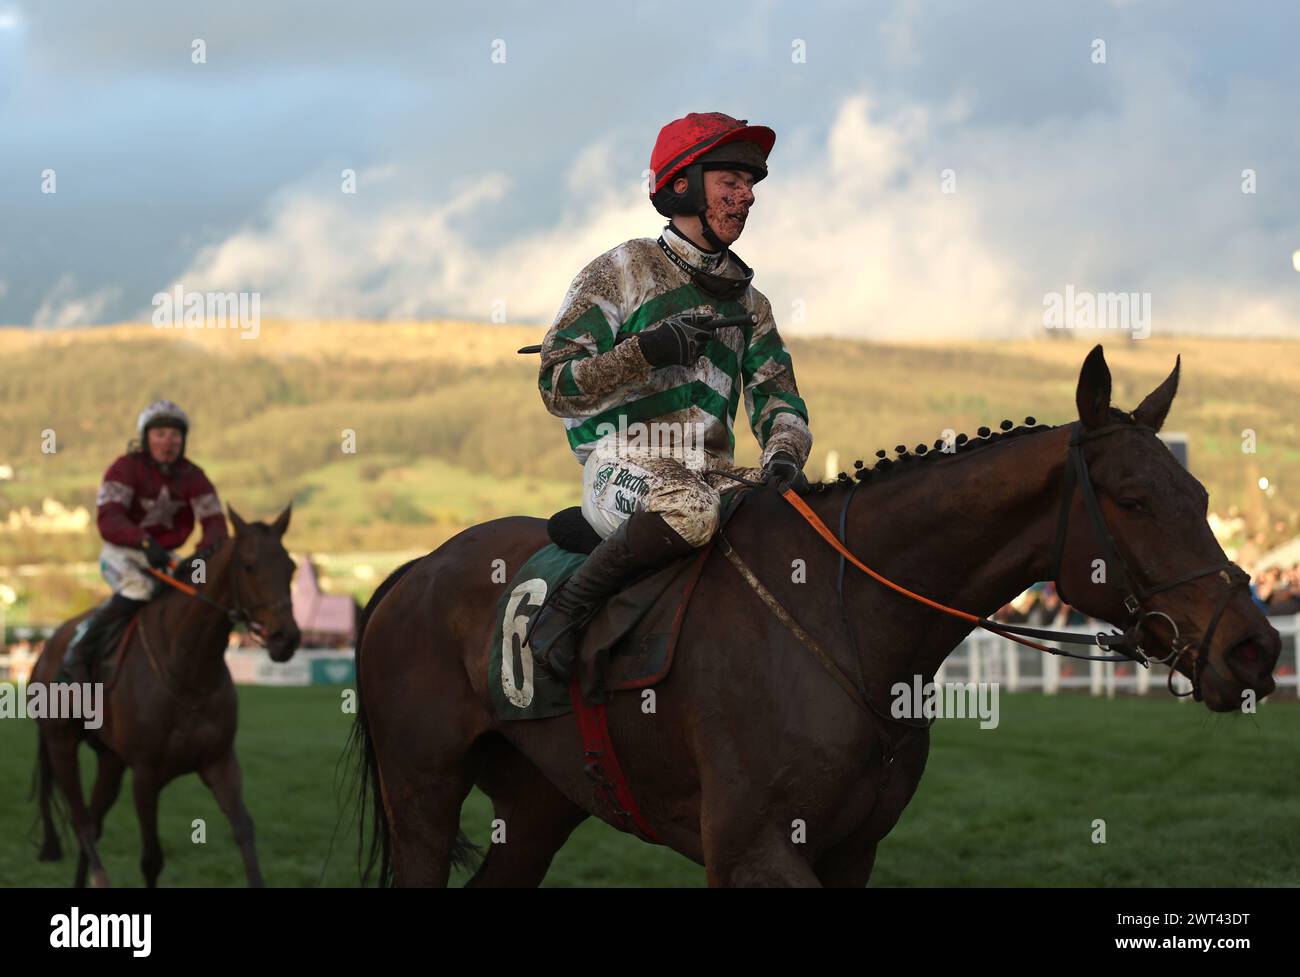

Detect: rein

[713,418,1247,711]
[146,554,289,645]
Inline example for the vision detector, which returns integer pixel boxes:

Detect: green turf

[1,685,1296,887]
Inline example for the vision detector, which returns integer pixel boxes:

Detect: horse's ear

[1075,344,1112,431]
[270,503,292,538]
[1132,355,1180,433]
[228,505,248,536]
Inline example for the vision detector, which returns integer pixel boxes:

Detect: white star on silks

[139,485,186,530]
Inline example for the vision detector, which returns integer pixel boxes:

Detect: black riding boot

[60,594,146,684]
[528,510,699,681]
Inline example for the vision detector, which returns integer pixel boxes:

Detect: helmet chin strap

[696,207,728,253]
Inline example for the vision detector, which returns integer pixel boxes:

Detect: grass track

[1,686,1295,887]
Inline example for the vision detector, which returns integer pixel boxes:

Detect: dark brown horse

[351,346,1280,887]
[31,506,300,887]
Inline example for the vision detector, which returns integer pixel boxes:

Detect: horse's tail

[31,726,66,862]
[346,556,480,886]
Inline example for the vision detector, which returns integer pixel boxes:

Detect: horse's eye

[1118,497,1143,510]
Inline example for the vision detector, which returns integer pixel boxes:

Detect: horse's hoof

[90,871,112,888]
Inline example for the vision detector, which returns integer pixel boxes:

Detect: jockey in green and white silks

[541,224,812,536]
[528,111,813,681]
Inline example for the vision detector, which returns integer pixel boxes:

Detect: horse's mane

[799,408,1139,497]
[801,415,1050,496]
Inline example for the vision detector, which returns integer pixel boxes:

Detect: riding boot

[528,509,699,682]
[60,594,147,684]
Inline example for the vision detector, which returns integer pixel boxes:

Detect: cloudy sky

[1,0,1297,338]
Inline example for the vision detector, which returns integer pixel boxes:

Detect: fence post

[1089,658,1103,697]
[1005,644,1019,693]
[1044,652,1059,695]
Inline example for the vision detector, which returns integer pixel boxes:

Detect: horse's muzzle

[1222,631,1279,696]
[266,627,301,662]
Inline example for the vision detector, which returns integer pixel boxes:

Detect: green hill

[1,321,1296,620]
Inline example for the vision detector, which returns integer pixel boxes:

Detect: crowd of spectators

[996,512,1300,622]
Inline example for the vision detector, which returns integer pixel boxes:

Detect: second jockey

[60,400,229,682]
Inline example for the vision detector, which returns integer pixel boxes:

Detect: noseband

[1049,419,1250,699]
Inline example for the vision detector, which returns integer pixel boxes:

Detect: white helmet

[137,400,190,440]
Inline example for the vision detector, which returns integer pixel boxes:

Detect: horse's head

[1054,345,1279,712]
[227,504,301,663]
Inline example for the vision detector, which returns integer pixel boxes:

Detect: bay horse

[30,505,300,887]
[351,345,1280,887]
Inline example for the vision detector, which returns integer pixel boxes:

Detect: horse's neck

[156,542,237,689]
[840,426,1070,681]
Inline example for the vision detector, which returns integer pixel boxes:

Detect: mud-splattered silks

[537,225,812,472]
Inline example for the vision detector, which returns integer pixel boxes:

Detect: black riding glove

[761,451,807,494]
[141,536,174,571]
[636,313,717,368]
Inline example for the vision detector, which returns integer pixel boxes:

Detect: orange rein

[146,563,198,596]
[779,488,1063,655]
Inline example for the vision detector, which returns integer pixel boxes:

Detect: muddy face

[701,168,755,245]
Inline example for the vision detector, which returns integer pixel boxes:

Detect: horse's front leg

[698,784,823,888]
[814,832,879,887]
[198,749,264,887]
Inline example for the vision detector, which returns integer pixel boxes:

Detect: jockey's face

[147,425,184,465]
[701,168,755,245]
[670,167,757,248]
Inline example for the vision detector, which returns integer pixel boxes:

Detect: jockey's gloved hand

[141,536,174,571]
[636,313,717,368]
[761,452,807,494]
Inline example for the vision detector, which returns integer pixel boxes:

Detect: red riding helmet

[649,112,775,250]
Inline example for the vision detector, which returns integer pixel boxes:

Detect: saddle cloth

[488,493,744,721]
[488,542,710,720]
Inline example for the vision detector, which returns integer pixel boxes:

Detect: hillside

[1,321,1296,619]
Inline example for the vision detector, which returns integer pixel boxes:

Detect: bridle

[1046,418,1250,700]
[147,542,292,645]
[716,416,1251,715]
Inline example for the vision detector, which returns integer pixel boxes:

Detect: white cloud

[32,274,121,328]
[168,158,656,327]
[168,76,1300,340]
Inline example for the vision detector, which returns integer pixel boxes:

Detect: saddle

[546,507,603,555]
[489,496,744,721]
[82,613,140,687]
